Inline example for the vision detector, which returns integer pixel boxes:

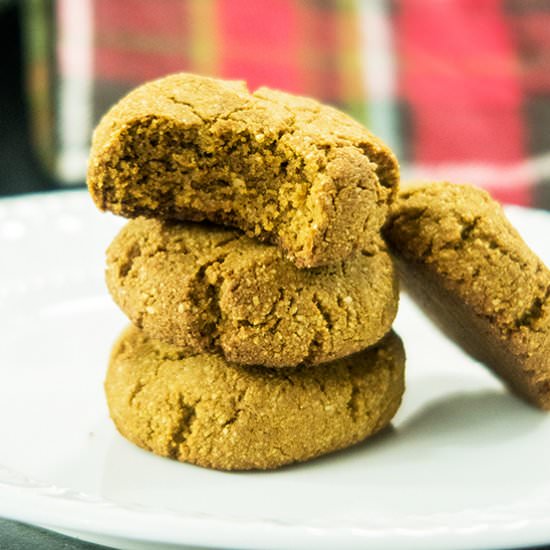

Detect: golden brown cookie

[105,325,405,471]
[106,217,399,368]
[384,182,550,409]
[88,73,399,268]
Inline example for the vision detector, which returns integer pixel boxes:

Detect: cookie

[106,217,399,368]
[105,325,405,470]
[384,182,550,409]
[88,73,399,268]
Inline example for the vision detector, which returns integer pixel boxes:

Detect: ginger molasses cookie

[105,326,405,471]
[106,217,399,368]
[384,182,550,409]
[88,73,399,268]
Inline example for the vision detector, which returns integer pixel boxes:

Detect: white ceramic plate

[1,191,550,550]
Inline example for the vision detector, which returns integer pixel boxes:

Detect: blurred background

[1,0,550,207]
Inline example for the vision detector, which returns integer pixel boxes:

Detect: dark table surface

[0,518,115,550]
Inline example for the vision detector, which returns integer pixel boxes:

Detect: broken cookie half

[88,73,399,268]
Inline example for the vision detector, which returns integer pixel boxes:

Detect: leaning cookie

[105,325,405,471]
[384,182,550,409]
[88,73,399,268]
[106,217,399,368]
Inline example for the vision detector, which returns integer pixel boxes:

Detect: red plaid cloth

[91,0,364,118]
[26,0,550,208]
[395,0,550,206]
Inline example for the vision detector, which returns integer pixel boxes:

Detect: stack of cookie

[87,74,406,470]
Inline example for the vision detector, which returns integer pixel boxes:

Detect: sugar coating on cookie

[106,217,399,368]
[88,73,399,268]
[105,326,405,470]
[384,182,550,409]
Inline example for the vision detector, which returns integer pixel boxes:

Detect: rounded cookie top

[106,217,399,368]
[384,181,550,409]
[105,325,405,470]
[88,72,399,268]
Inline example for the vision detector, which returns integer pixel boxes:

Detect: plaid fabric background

[25,0,550,208]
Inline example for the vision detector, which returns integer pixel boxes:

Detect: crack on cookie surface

[515,285,550,330]
[169,397,197,458]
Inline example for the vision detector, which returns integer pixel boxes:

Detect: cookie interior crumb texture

[106,218,399,367]
[88,73,399,268]
[384,182,550,409]
[105,326,405,471]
